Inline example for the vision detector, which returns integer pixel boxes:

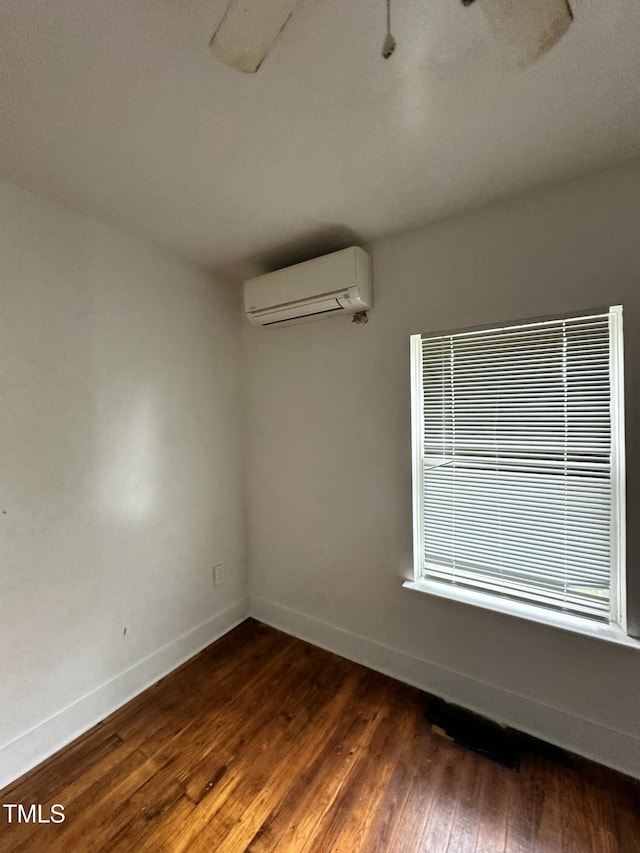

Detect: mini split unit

[244,246,373,327]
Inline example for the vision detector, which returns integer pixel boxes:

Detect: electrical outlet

[213,563,225,586]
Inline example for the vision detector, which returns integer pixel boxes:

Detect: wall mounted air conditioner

[244,246,372,327]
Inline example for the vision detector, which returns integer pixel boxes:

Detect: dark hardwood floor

[1,619,639,852]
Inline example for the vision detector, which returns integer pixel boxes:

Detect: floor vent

[426,698,519,769]
[425,699,574,771]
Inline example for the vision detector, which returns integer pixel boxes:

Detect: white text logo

[2,804,65,824]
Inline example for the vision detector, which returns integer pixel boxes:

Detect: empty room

[1,1,640,850]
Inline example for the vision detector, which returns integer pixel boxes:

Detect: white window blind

[410,307,625,626]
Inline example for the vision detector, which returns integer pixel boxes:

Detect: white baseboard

[0,600,248,791]
[250,595,640,780]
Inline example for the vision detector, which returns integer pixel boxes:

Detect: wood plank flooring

[1,619,639,852]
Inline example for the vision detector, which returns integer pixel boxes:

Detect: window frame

[404,306,630,642]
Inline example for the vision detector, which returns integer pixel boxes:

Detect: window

[407,306,626,634]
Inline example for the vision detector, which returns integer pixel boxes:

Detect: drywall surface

[0,180,247,788]
[244,160,640,777]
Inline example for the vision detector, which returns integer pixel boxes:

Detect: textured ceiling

[1,0,639,279]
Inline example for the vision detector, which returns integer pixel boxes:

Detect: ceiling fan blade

[479,0,573,68]
[210,0,304,73]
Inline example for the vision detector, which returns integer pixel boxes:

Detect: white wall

[244,160,640,778]
[0,180,247,788]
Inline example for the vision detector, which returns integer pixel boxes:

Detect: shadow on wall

[212,223,366,283]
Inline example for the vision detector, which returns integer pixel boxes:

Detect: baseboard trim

[250,595,640,780]
[0,600,248,791]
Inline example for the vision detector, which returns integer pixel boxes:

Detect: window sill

[402,578,640,649]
